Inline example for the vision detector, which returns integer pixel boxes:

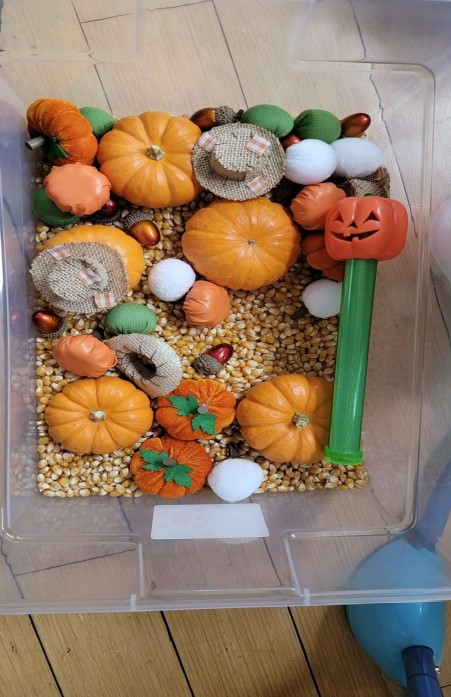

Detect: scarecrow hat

[192,122,285,201]
[30,242,129,315]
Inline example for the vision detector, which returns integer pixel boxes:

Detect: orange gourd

[130,435,212,498]
[290,183,345,230]
[44,162,111,216]
[45,376,153,454]
[97,111,203,208]
[156,378,236,440]
[52,335,117,377]
[183,281,231,327]
[43,224,145,289]
[27,98,98,166]
[302,231,344,281]
[182,198,301,290]
[236,374,333,465]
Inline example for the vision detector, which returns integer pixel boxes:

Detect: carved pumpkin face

[325,196,408,261]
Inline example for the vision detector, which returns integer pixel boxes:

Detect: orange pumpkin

[156,378,236,440]
[183,281,231,327]
[45,376,153,454]
[302,231,344,281]
[182,198,301,290]
[27,98,98,166]
[290,183,345,230]
[44,224,145,289]
[52,335,117,377]
[44,162,111,216]
[97,111,203,208]
[130,435,212,498]
[236,374,333,465]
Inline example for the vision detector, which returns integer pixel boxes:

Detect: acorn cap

[122,209,154,231]
[192,354,222,376]
[215,105,243,125]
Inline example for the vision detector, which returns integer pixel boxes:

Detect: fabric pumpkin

[27,98,98,166]
[302,231,344,281]
[97,111,203,208]
[45,376,153,454]
[52,334,117,377]
[44,162,111,216]
[182,198,301,290]
[236,374,333,465]
[130,435,212,498]
[156,378,236,440]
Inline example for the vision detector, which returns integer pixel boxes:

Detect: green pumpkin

[80,107,117,139]
[240,104,294,138]
[32,188,80,227]
[104,303,157,335]
[293,109,341,143]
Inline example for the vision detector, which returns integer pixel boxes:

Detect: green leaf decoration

[169,393,199,416]
[164,464,194,488]
[192,411,217,435]
[45,135,68,160]
[141,449,169,471]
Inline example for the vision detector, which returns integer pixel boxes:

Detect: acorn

[192,343,234,376]
[99,198,118,217]
[206,343,234,364]
[31,310,65,336]
[280,132,302,150]
[340,113,371,138]
[123,210,161,247]
[190,106,242,131]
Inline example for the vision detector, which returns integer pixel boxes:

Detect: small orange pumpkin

[290,183,345,230]
[97,111,203,208]
[236,374,333,465]
[27,98,98,166]
[156,378,236,440]
[44,162,111,216]
[302,232,344,281]
[130,435,212,498]
[182,198,301,290]
[52,334,117,377]
[45,376,153,454]
[183,281,231,327]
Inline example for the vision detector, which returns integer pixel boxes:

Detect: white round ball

[207,458,264,503]
[331,138,384,178]
[285,139,338,185]
[148,258,196,301]
[302,279,342,319]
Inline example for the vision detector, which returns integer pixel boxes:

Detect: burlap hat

[30,242,129,315]
[192,122,285,201]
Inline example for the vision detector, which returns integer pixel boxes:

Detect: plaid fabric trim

[94,292,115,309]
[197,133,217,153]
[246,176,270,194]
[77,268,103,286]
[245,135,271,156]
[48,245,72,261]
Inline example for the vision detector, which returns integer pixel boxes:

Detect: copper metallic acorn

[206,343,234,364]
[280,133,302,150]
[31,310,64,334]
[129,220,160,247]
[190,107,217,131]
[340,113,371,138]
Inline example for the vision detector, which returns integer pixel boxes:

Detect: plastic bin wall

[0,0,449,612]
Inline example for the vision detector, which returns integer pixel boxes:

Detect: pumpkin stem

[90,410,107,422]
[292,412,311,428]
[146,145,165,161]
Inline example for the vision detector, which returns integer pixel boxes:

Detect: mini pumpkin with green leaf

[155,379,236,440]
[130,435,212,498]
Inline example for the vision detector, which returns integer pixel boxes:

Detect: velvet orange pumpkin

[27,98,98,166]
[156,378,236,440]
[236,374,333,465]
[52,334,117,377]
[290,183,345,230]
[44,162,111,216]
[130,435,212,498]
[43,224,145,289]
[45,376,153,454]
[302,231,344,281]
[97,111,203,208]
[182,198,301,290]
[183,281,231,327]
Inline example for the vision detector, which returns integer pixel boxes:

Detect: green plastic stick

[323,258,378,466]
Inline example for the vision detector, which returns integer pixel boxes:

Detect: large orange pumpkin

[156,378,236,440]
[236,374,333,465]
[182,198,301,290]
[45,376,153,454]
[130,435,212,498]
[27,98,98,166]
[97,111,203,208]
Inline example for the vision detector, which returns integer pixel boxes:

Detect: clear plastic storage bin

[0,0,450,612]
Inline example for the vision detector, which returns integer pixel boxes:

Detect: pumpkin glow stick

[323,196,408,466]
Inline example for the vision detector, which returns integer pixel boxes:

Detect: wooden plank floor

[0,1,450,696]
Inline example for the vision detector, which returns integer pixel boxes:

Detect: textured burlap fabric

[192,122,285,201]
[340,166,391,198]
[30,242,128,315]
[105,333,183,397]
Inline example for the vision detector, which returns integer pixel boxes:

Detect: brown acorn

[190,106,242,131]
[31,310,64,335]
[340,113,371,137]
[129,220,160,247]
[280,133,302,150]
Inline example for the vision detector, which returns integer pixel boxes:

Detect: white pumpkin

[302,279,342,319]
[148,258,196,301]
[331,138,384,178]
[207,458,264,502]
[284,139,337,185]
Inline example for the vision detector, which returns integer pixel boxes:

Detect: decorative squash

[45,376,153,454]
[44,224,145,289]
[44,162,111,216]
[236,374,333,465]
[156,378,236,440]
[302,231,344,281]
[183,281,231,327]
[130,435,212,498]
[96,111,203,208]
[182,198,301,290]
[52,334,117,377]
[26,98,98,166]
[290,183,345,230]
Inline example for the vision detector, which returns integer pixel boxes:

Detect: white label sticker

[151,504,269,540]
